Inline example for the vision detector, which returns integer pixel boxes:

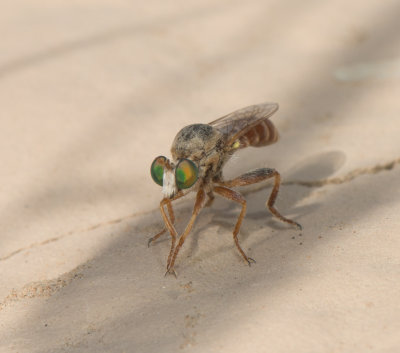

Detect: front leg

[152,191,186,269]
[148,190,186,247]
[217,168,301,230]
[159,198,179,268]
[166,188,206,276]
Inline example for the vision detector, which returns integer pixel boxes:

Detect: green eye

[151,156,166,186]
[175,159,198,189]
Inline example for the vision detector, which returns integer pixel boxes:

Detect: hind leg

[217,168,301,230]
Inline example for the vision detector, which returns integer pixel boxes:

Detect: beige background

[1,1,400,352]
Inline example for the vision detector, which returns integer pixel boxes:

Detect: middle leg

[217,168,301,230]
[213,186,255,265]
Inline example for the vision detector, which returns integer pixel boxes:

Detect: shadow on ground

[5,149,400,352]
[2,1,400,351]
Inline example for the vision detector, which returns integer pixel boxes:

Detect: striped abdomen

[237,119,279,149]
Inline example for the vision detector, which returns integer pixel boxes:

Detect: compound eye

[150,156,167,186]
[175,159,198,189]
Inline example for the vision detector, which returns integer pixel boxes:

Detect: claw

[295,222,303,231]
[164,268,178,278]
[147,237,154,247]
[246,257,256,266]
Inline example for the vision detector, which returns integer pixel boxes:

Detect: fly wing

[209,103,279,151]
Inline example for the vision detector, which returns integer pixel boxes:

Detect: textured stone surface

[1,1,400,352]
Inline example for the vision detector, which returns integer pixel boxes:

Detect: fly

[149,103,302,276]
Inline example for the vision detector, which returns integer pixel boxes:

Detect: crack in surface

[242,157,400,195]
[1,156,399,263]
[283,157,400,188]
[0,208,156,262]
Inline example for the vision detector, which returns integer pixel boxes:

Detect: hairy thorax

[171,124,229,185]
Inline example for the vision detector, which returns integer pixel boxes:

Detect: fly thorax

[171,124,223,161]
[162,169,177,198]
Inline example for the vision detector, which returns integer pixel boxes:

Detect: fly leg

[204,191,215,207]
[213,186,255,265]
[148,191,186,247]
[166,188,206,277]
[217,168,302,230]
[150,191,187,270]
[148,199,174,247]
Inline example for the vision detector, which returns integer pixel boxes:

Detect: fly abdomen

[238,119,279,149]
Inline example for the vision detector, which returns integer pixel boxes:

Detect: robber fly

[149,103,301,276]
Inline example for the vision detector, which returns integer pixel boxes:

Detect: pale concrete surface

[1,1,400,352]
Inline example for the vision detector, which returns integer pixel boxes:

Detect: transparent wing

[209,103,279,150]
